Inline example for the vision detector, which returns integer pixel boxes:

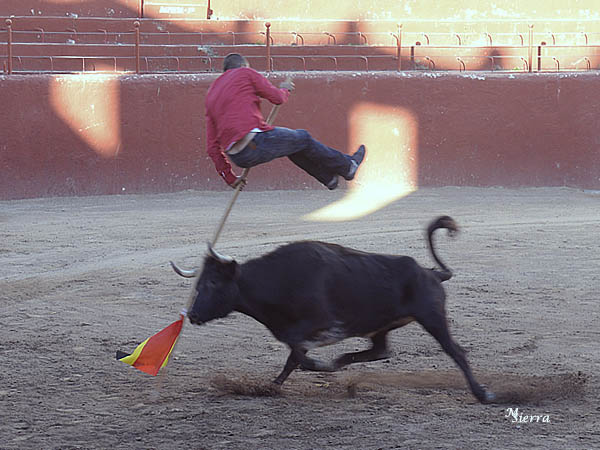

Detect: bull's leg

[417,313,495,403]
[332,331,391,370]
[291,347,337,373]
[273,349,306,385]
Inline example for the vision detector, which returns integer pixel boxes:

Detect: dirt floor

[1,187,599,449]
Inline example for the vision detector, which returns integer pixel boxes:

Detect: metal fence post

[6,19,12,74]
[134,21,140,74]
[207,0,213,19]
[528,24,533,73]
[265,22,271,72]
[397,24,402,71]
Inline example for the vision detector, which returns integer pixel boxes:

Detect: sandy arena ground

[1,187,599,449]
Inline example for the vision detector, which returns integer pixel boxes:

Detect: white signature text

[505,407,550,423]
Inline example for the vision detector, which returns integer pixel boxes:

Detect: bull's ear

[219,260,239,279]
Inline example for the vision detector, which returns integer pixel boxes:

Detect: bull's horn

[207,243,234,263]
[169,261,198,278]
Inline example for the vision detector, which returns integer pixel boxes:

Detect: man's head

[223,53,249,72]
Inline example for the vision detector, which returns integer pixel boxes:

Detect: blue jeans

[228,127,353,187]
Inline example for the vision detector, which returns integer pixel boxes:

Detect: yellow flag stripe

[160,336,179,369]
[118,337,149,365]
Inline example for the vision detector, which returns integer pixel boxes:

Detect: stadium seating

[2,6,600,74]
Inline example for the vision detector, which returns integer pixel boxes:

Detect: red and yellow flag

[116,314,184,376]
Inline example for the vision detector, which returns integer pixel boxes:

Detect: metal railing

[3,20,600,74]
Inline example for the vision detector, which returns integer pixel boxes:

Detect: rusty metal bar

[424,56,435,70]
[134,21,140,74]
[207,0,213,19]
[260,31,273,45]
[520,57,529,72]
[291,32,304,46]
[358,32,367,45]
[331,56,338,71]
[391,35,401,71]
[360,56,368,71]
[98,28,108,44]
[66,28,76,43]
[584,57,591,70]
[485,33,492,46]
[6,19,12,74]
[581,32,588,46]
[455,34,462,46]
[34,27,45,43]
[323,32,336,45]
[421,33,430,45]
[457,57,466,72]
[269,56,308,72]
[265,22,271,72]
[552,57,560,71]
[397,24,402,71]
[528,24,533,73]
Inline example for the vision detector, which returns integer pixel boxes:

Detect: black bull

[171,216,494,403]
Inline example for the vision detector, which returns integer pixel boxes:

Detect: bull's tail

[426,215,458,282]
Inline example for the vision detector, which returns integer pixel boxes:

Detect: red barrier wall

[1,72,600,200]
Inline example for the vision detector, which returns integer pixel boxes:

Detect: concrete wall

[2,0,599,20]
[2,0,141,18]
[1,72,599,200]
[213,0,600,21]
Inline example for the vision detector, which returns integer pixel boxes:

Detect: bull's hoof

[301,359,336,372]
[477,389,496,404]
[483,390,496,403]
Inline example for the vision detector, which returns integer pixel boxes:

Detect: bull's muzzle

[188,313,204,325]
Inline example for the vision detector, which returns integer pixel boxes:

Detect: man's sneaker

[343,145,366,181]
[326,176,339,190]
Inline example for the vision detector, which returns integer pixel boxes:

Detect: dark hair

[223,53,248,72]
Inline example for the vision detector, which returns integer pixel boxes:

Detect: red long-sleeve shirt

[205,67,290,185]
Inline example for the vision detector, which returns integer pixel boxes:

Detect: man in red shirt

[205,53,365,190]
